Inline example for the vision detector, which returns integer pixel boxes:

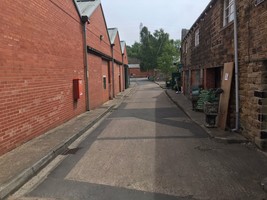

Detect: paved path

[0,83,135,200]
[7,78,267,200]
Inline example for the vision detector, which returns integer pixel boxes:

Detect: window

[103,76,106,89]
[224,0,234,26]
[184,41,188,53]
[195,28,199,46]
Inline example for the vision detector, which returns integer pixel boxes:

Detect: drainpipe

[122,53,125,89]
[111,44,115,98]
[232,0,239,131]
[82,16,90,111]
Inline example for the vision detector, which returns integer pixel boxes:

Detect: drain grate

[61,147,81,155]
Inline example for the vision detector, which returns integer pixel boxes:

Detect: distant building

[129,64,153,78]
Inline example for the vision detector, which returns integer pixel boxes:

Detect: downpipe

[73,0,90,111]
[111,44,115,98]
[82,18,90,111]
[232,0,239,132]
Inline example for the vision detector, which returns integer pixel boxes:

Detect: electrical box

[73,79,83,100]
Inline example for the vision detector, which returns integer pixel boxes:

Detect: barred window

[224,0,234,26]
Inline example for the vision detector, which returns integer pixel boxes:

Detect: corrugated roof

[74,0,101,18]
[108,28,118,44]
[120,41,126,53]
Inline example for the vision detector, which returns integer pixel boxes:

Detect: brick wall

[102,60,110,102]
[129,68,153,78]
[181,0,234,91]
[0,0,85,155]
[85,4,113,109]
[238,1,267,140]
[113,63,121,95]
[88,54,104,109]
[122,44,129,89]
[184,0,234,69]
[123,47,129,66]
[112,33,123,95]
[120,65,125,91]
[87,6,112,57]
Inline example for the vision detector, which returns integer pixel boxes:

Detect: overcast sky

[101,0,211,46]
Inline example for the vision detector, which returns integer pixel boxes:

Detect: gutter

[232,0,240,131]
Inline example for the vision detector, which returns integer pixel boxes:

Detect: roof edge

[182,0,215,43]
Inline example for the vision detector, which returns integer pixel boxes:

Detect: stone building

[181,0,267,149]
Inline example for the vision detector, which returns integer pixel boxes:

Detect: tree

[126,42,141,59]
[173,39,181,63]
[126,26,181,75]
[139,26,155,72]
[157,39,178,79]
[153,29,169,59]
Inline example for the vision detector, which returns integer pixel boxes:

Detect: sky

[101,0,211,46]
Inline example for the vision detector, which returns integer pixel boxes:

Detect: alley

[11,79,267,200]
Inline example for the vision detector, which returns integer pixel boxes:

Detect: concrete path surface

[0,83,136,200]
[0,79,267,200]
[6,78,267,200]
[164,86,248,143]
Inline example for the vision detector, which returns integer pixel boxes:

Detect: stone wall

[238,0,267,144]
[181,0,267,147]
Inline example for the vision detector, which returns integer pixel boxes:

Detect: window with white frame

[224,0,234,26]
[195,28,199,46]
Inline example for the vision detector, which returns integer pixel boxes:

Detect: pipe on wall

[73,0,90,111]
[111,44,115,98]
[82,17,90,111]
[232,0,240,131]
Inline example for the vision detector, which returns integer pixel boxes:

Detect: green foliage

[157,40,178,76]
[139,26,156,71]
[126,42,141,59]
[127,26,181,75]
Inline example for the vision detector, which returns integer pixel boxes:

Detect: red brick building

[181,0,267,149]
[121,41,130,89]
[129,64,153,78]
[0,0,128,155]
[76,0,114,109]
[0,0,85,155]
[108,28,124,95]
